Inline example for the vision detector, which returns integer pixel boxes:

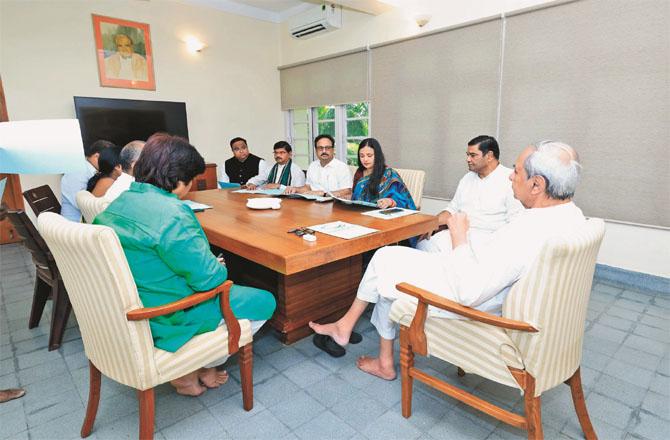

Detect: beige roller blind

[279,51,369,110]
[370,19,503,198]
[499,0,670,226]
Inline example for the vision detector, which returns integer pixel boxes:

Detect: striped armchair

[76,190,110,223]
[390,217,605,440]
[37,213,255,439]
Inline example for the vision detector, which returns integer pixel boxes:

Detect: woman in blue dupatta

[352,138,416,210]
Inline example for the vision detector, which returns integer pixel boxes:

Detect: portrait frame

[92,14,155,90]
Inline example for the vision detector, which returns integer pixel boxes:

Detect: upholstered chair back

[37,212,158,390]
[76,190,111,223]
[503,218,605,395]
[395,168,426,209]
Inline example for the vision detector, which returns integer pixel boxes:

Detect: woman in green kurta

[94,133,275,396]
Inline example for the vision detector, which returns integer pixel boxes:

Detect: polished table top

[187,189,438,275]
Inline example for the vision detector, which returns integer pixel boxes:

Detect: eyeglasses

[287,227,315,237]
[316,146,334,151]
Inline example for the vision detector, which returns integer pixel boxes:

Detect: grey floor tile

[267,390,326,429]
[161,409,228,440]
[0,407,27,440]
[292,410,356,440]
[330,390,388,431]
[597,314,635,332]
[16,346,62,370]
[209,392,266,428]
[359,374,403,409]
[253,373,300,408]
[583,335,623,357]
[604,359,655,389]
[631,411,670,440]
[581,349,611,371]
[224,409,290,439]
[392,389,450,432]
[563,417,624,440]
[262,346,307,371]
[283,359,332,388]
[586,393,635,430]
[197,375,242,408]
[641,314,670,331]
[27,410,86,440]
[229,355,278,385]
[304,374,361,408]
[593,373,647,408]
[90,411,140,439]
[623,335,667,357]
[633,324,670,343]
[649,372,670,396]
[592,283,624,296]
[641,391,670,421]
[427,407,495,439]
[0,372,19,389]
[154,390,206,430]
[606,306,642,323]
[613,346,662,372]
[24,388,84,428]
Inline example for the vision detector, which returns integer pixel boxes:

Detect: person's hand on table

[264,183,281,189]
[246,183,257,190]
[377,198,396,209]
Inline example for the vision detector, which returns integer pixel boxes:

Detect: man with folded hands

[285,134,352,197]
[310,141,586,380]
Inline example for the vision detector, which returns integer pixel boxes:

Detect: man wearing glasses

[285,134,352,197]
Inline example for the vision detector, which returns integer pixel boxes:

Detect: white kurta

[360,202,586,339]
[247,161,305,187]
[417,164,524,253]
[305,158,352,192]
[60,161,96,222]
[104,172,135,201]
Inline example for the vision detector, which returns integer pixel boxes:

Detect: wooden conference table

[187,189,438,343]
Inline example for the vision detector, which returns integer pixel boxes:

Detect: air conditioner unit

[290,4,342,39]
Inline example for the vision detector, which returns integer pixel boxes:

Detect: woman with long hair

[94,133,276,397]
[352,138,416,210]
[87,145,122,197]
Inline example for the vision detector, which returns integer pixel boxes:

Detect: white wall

[279,0,670,278]
[1,0,285,200]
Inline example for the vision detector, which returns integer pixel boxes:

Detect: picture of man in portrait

[104,33,148,82]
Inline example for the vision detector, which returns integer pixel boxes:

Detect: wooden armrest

[127,280,242,354]
[396,282,538,333]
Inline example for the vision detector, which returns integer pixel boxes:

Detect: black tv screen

[73,96,188,148]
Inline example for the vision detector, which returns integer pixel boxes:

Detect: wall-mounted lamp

[185,36,207,53]
[414,14,431,27]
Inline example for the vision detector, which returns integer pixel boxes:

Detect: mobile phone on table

[379,208,404,215]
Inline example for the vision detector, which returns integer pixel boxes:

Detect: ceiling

[183,0,394,23]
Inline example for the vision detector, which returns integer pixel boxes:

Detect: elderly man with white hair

[105,140,145,201]
[310,141,586,380]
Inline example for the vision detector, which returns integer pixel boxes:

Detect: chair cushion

[390,299,524,390]
[154,319,253,384]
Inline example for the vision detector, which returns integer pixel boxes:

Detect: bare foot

[356,356,396,380]
[170,374,207,397]
[0,388,25,403]
[308,321,350,347]
[198,368,229,388]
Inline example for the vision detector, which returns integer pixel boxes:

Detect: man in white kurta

[246,141,305,189]
[105,140,145,201]
[418,135,523,253]
[310,141,585,380]
[285,134,352,197]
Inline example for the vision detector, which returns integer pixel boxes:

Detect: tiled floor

[1,243,669,440]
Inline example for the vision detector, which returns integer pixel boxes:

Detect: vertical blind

[370,19,502,198]
[278,0,670,227]
[499,0,670,226]
[279,50,369,110]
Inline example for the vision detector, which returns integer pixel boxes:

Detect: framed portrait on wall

[92,14,155,90]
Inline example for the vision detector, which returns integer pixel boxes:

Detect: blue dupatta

[352,167,416,210]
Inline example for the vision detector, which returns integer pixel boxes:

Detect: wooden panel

[189,189,437,275]
[190,163,218,192]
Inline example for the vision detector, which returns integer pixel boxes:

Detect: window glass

[346,102,368,118]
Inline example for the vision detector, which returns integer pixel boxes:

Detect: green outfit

[94,182,276,352]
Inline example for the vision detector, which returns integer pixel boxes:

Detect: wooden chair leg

[523,374,543,440]
[29,277,50,328]
[399,326,415,418]
[239,342,253,411]
[81,361,101,438]
[48,281,71,351]
[138,388,155,440]
[566,368,597,440]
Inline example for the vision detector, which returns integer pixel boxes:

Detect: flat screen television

[73,96,188,148]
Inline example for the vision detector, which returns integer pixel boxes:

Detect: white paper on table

[0,119,87,174]
[0,177,6,202]
[361,208,419,220]
[233,186,285,196]
[308,221,378,239]
[183,200,212,212]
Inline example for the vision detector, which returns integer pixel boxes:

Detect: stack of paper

[309,221,378,239]
[183,200,212,212]
[233,187,285,196]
